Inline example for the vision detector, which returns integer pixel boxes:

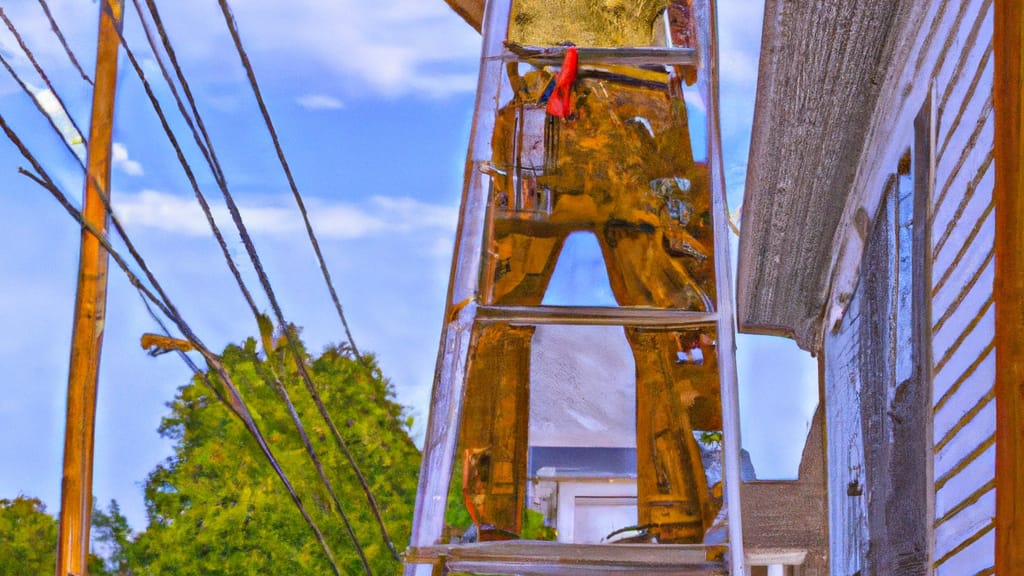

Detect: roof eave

[736,0,913,352]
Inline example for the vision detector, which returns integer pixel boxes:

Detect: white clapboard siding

[933,346,995,447]
[927,0,995,572]
[934,442,994,520]
[829,0,996,570]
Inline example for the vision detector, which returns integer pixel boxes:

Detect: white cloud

[113,190,211,236]
[368,196,459,231]
[296,94,345,110]
[718,47,760,87]
[0,1,480,101]
[226,0,481,99]
[113,190,458,240]
[112,142,144,176]
[33,88,62,117]
[28,87,86,161]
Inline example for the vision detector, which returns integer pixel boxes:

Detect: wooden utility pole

[56,1,123,575]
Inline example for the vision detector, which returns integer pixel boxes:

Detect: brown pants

[459,215,721,543]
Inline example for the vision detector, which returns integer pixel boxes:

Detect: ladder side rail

[696,0,746,573]
[404,0,512,573]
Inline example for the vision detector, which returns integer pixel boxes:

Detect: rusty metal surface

[461,25,721,544]
[56,1,123,575]
[735,0,914,351]
[993,0,1023,572]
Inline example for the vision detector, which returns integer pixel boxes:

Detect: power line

[0,7,89,159]
[215,0,365,365]
[136,0,225,187]
[0,55,84,167]
[101,15,373,571]
[0,110,345,576]
[3,3,393,569]
[105,5,384,567]
[134,0,399,559]
[35,0,94,85]
[0,43,85,171]
[140,286,372,574]
[0,9,347,568]
[250,342,372,573]
[103,5,263,320]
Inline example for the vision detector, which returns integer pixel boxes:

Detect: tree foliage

[93,499,132,575]
[0,496,110,576]
[0,496,58,576]
[128,330,421,575]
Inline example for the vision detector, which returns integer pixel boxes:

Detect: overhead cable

[136,0,224,185]
[104,4,263,320]
[0,110,344,576]
[136,0,398,559]
[108,5,376,568]
[35,0,94,85]
[0,11,343,567]
[0,7,89,159]
[215,0,365,365]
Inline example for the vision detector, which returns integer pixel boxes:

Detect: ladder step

[407,542,728,575]
[501,43,700,67]
[476,305,718,327]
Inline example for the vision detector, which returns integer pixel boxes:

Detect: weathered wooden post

[994,0,1023,572]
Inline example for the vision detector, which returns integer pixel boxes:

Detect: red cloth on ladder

[546,46,578,118]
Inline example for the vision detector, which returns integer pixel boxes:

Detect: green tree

[0,496,57,575]
[0,496,111,576]
[93,499,132,575]
[128,330,420,575]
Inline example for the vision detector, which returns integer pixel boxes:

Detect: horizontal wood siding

[823,0,997,569]
[928,0,995,572]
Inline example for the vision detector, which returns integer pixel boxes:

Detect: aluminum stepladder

[404,1,745,574]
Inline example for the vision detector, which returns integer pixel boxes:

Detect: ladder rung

[407,542,727,575]
[476,305,717,327]
[499,44,700,67]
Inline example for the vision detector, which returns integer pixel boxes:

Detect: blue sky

[0,0,816,532]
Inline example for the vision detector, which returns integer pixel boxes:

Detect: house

[428,0,1021,574]
[409,1,754,574]
[736,0,1022,574]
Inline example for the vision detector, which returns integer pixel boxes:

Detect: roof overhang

[736,0,913,351]
[444,0,484,32]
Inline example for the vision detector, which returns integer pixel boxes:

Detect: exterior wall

[824,175,926,575]
[924,2,995,574]
[823,290,868,575]
[822,0,997,573]
[741,406,829,575]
